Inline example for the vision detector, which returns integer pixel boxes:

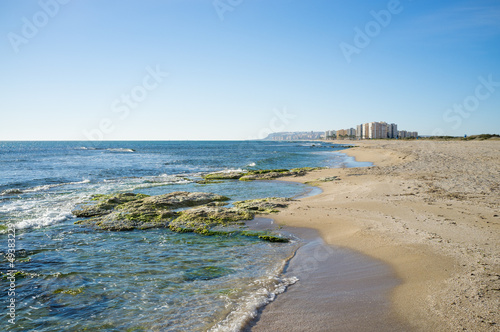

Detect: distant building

[336,128,356,140]
[328,121,416,140]
[325,130,337,139]
[356,125,363,139]
[387,123,398,139]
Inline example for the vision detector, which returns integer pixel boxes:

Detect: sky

[0,0,499,140]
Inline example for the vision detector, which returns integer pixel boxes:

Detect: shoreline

[246,219,410,331]
[252,140,500,331]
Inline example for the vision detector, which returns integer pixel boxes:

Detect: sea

[0,140,371,331]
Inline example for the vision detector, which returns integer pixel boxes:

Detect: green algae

[73,191,291,243]
[1,270,35,280]
[257,235,289,243]
[168,226,290,243]
[203,172,244,180]
[54,288,83,295]
[240,230,290,243]
[233,197,290,214]
[194,228,235,236]
[246,169,289,175]
[202,167,323,182]
[196,179,225,185]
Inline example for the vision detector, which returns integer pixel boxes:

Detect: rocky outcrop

[170,207,254,231]
[72,192,291,242]
[202,167,325,182]
[233,197,291,213]
[73,192,229,231]
[72,193,149,218]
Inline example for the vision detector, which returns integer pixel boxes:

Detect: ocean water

[0,141,371,331]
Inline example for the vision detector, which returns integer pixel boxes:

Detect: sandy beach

[253,140,500,331]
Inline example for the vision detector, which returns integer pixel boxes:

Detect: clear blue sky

[1,0,499,140]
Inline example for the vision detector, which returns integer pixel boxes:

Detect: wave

[15,211,74,229]
[218,168,246,174]
[0,179,90,196]
[209,274,299,331]
[77,147,135,152]
[106,148,135,152]
[299,143,322,147]
[247,162,257,167]
[132,176,192,189]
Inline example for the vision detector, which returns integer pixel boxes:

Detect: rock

[239,231,290,243]
[75,210,177,231]
[203,171,246,180]
[233,197,292,213]
[72,193,148,218]
[239,171,290,181]
[171,207,254,230]
[317,176,341,182]
[72,191,292,243]
[73,192,229,231]
[239,168,325,181]
[202,168,325,182]
[119,191,229,210]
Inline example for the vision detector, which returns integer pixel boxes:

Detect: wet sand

[252,140,500,331]
[248,221,410,331]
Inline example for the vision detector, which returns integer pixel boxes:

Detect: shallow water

[0,141,369,331]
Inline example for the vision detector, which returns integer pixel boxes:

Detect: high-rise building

[325,130,336,139]
[356,124,363,139]
[387,123,398,139]
[363,123,369,139]
[328,121,416,140]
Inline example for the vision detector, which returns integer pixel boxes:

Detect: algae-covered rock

[202,167,324,182]
[118,191,229,211]
[233,197,292,213]
[76,210,177,231]
[317,176,340,182]
[239,171,290,181]
[195,179,225,185]
[73,193,149,217]
[171,207,254,230]
[1,270,40,280]
[72,191,292,243]
[54,288,83,295]
[290,167,326,173]
[239,230,290,243]
[203,171,246,180]
[73,191,229,231]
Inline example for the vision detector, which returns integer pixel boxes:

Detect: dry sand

[253,140,500,331]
